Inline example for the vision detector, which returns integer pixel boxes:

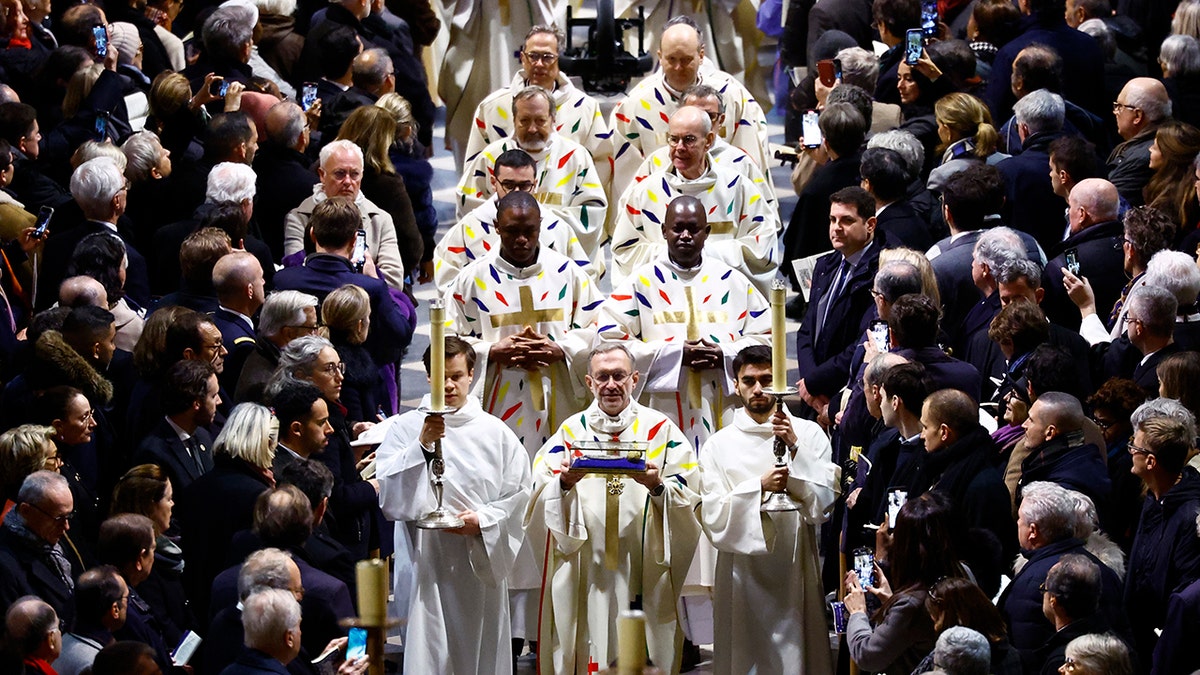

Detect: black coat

[1125,467,1200,660]
[875,201,933,251]
[1107,127,1156,207]
[794,240,883,397]
[996,131,1067,252]
[983,15,1106,122]
[1019,433,1113,528]
[1031,612,1114,675]
[318,401,379,560]
[998,537,1125,666]
[176,455,272,619]
[133,419,215,491]
[1153,576,1200,675]
[37,219,150,311]
[252,144,318,263]
[211,308,257,393]
[1043,219,1125,331]
[896,346,983,402]
[783,153,862,265]
[0,525,79,629]
[216,648,290,675]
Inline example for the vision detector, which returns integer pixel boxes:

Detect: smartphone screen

[853,547,875,588]
[93,25,108,58]
[210,78,229,97]
[33,206,53,238]
[1065,248,1081,276]
[921,0,939,38]
[352,228,368,270]
[816,59,836,88]
[869,319,890,351]
[833,58,843,84]
[301,83,318,111]
[346,627,367,660]
[94,112,108,141]
[887,488,907,530]
[801,110,822,149]
[905,29,923,66]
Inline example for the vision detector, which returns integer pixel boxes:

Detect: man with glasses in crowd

[456,86,608,263]
[0,471,80,628]
[283,139,409,294]
[1107,77,1172,205]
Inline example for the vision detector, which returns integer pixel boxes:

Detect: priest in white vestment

[457,86,608,260]
[443,190,603,647]
[607,21,770,198]
[526,344,702,675]
[375,336,532,675]
[699,345,840,675]
[625,84,777,208]
[434,149,598,287]
[597,194,771,450]
[463,26,634,205]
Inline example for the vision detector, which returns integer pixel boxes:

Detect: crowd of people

[0,0,1196,673]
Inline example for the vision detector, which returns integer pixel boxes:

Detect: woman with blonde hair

[377,93,436,281]
[928,93,1008,190]
[0,425,57,518]
[322,284,388,421]
[336,106,422,280]
[1144,120,1200,229]
[174,402,278,606]
[1174,0,1200,39]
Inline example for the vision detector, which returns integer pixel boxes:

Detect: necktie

[185,437,205,476]
[816,258,851,342]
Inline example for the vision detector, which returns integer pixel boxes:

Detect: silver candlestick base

[760,387,802,513]
[415,406,465,530]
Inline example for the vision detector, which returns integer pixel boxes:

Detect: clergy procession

[6,0,1200,674]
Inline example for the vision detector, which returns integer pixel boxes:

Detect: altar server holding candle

[375,336,532,674]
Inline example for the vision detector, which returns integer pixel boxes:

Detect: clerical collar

[585,399,639,435]
[662,256,703,276]
[663,75,699,101]
[497,249,543,276]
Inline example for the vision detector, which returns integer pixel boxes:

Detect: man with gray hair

[39,156,150,309]
[457,86,608,263]
[958,226,1037,379]
[235,290,319,403]
[0,471,79,627]
[1143,250,1200,350]
[283,139,408,292]
[1100,284,1179,394]
[1043,178,1125,331]
[254,100,318,261]
[997,90,1069,251]
[203,548,300,674]
[1018,391,1113,517]
[1125,398,1200,659]
[222,588,304,673]
[931,626,990,675]
[321,48,393,136]
[998,480,1126,664]
[832,47,903,133]
[464,25,619,197]
[3,596,62,672]
[1109,77,1172,204]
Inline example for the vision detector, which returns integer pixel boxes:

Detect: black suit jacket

[931,231,985,350]
[896,346,983,402]
[996,131,1068,252]
[875,201,933,252]
[1043,220,1125,331]
[795,240,884,396]
[210,556,353,656]
[212,308,257,392]
[38,219,150,310]
[133,419,215,492]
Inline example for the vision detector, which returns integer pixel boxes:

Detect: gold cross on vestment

[489,285,565,329]
[652,287,724,407]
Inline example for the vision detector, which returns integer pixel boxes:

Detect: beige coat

[283,188,406,292]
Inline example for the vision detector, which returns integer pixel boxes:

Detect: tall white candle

[430,299,446,410]
[770,280,787,389]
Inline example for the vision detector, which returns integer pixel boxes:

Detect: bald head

[662,195,708,268]
[60,275,110,309]
[5,597,57,659]
[659,23,705,91]
[668,106,715,178]
[1115,78,1172,140]
[670,105,713,136]
[1067,178,1119,232]
[264,101,307,151]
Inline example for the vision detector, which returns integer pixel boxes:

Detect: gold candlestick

[343,559,396,675]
